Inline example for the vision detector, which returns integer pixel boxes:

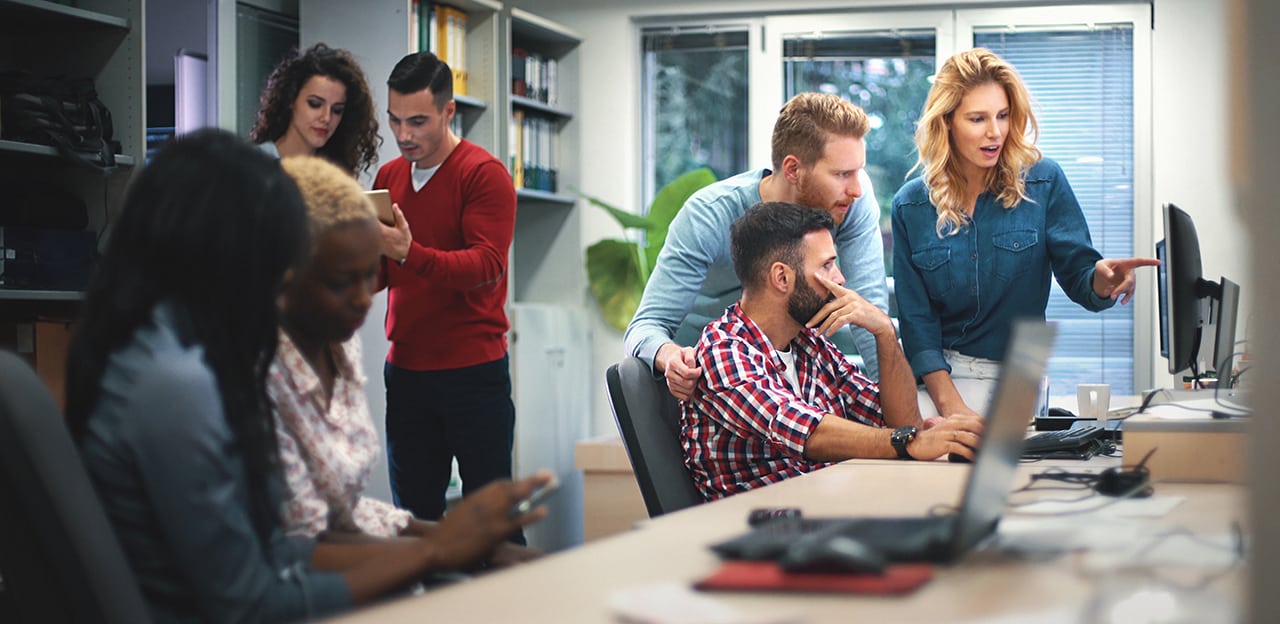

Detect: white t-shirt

[776,347,800,394]
[411,161,442,191]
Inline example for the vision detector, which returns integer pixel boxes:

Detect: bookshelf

[502,11,587,551]
[302,0,583,303]
[301,1,588,550]
[0,0,143,265]
[0,0,143,402]
[506,6,582,306]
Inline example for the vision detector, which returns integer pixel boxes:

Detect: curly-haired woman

[251,43,381,176]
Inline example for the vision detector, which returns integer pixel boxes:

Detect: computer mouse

[948,452,972,463]
[1048,407,1077,418]
[779,534,887,575]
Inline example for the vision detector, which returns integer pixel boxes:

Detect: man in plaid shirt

[682,203,985,500]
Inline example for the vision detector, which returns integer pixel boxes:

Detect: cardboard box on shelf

[0,319,74,410]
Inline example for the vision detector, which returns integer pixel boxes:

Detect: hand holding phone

[510,474,559,518]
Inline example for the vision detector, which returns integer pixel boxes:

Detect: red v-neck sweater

[374,140,516,371]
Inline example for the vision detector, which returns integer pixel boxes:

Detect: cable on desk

[1136,388,1171,414]
[1074,520,1245,594]
[1008,468,1102,506]
[1007,449,1158,513]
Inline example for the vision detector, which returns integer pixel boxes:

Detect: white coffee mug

[1077,384,1111,421]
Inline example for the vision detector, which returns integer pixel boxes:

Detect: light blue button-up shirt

[624,168,889,380]
[79,302,351,623]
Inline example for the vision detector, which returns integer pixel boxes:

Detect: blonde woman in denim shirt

[891,48,1157,420]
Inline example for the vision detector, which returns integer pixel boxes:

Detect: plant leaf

[585,238,646,332]
[642,167,718,278]
[578,193,656,231]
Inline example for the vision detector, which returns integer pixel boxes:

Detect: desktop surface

[327,459,1243,624]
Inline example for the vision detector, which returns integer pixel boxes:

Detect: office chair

[605,357,704,517]
[0,350,151,624]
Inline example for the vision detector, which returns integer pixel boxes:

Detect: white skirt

[916,350,1002,419]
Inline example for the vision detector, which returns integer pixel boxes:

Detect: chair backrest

[0,350,151,624]
[605,357,704,517]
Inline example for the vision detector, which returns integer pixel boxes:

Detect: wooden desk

[573,434,647,541]
[330,459,1244,623]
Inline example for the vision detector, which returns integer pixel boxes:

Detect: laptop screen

[949,320,1057,558]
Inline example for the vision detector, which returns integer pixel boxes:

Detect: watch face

[892,426,916,458]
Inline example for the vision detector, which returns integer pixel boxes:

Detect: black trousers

[384,354,524,544]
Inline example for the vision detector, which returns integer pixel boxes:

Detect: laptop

[710,320,1058,564]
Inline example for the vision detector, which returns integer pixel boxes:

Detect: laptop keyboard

[1023,425,1103,453]
[710,515,956,562]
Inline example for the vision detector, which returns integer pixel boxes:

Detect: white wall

[506,0,1244,434]
[1149,0,1244,390]
[145,0,208,85]
[299,0,415,504]
[1236,0,1280,617]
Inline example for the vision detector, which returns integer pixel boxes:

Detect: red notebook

[695,561,934,595]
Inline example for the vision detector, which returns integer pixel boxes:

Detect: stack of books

[410,1,469,96]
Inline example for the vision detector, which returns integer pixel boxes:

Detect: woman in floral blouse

[271,155,542,567]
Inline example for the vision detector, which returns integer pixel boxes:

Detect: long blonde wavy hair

[913,48,1041,236]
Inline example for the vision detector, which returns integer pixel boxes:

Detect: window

[641,26,750,207]
[640,5,1150,392]
[974,23,1139,395]
[781,29,937,276]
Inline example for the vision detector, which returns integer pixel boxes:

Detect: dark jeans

[384,354,523,544]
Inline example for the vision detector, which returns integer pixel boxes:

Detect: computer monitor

[1213,277,1241,375]
[1157,203,1242,379]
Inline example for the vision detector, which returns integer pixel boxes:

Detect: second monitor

[1156,203,1242,382]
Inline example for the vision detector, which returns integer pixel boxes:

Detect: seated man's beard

[787,276,831,326]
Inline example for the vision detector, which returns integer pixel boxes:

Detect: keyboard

[1022,425,1104,454]
[710,515,955,562]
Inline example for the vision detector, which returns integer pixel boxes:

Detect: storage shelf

[509,7,583,47]
[0,139,135,167]
[454,94,488,111]
[0,0,129,32]
[516,188,576,205]
[0,289,84,302]
[442,0,500,13]
[510,95,573,121]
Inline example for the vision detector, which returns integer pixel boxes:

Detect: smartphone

[364,189,395,225]
[510,474,560,518]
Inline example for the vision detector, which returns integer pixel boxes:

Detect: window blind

[976,25,1136,394]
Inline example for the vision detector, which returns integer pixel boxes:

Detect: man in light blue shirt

[625,93,889,399]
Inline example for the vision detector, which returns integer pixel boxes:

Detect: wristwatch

[890,425,918,460]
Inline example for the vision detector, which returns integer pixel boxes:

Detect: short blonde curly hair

[279,155,376,244]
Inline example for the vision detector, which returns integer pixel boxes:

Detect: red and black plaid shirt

[682,303,885,501]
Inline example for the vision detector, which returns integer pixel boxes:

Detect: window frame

[636,3,1153,392]
[955,4,1154,393]
[638,20,760,209]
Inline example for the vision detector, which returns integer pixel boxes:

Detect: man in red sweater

[374,51,521,541]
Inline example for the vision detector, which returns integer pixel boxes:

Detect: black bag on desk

[0,72,120,172]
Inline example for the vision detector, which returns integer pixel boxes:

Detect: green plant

[579,168,717,331]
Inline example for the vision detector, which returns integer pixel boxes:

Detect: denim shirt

[624,168,888,380]
[891,158,1114,378]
